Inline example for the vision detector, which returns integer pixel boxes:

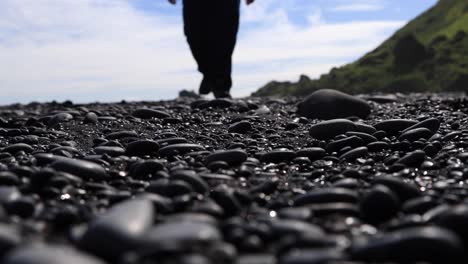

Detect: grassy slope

[253,0,468,97]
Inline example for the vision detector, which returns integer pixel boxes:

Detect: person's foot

[212,77,232,98]
[213,89,232,99]
[199,77,213,95]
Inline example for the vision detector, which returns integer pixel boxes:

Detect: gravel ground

[1,93,468,263]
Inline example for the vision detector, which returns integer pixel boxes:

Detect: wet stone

[430,205,468,246]
[260,149,296,164]
[373,176,421,202]
[0,171,19,186]
[126,140,160,156]
[296,147,326,161]
[141,221,222,250]
[309,119,356,140]
[171,170,209,195]
[339,146,368,161]
[0,224,21,258]
[132,108,170,119]
[373,119,418,135]
[93,146,125,157]
[48,112,73,127]
[159,143,205,156]
[297,89,371,119]
[294,188,358,206]
[77,198,154,260]
[228,121,253,134]
[2,143,34,154]
[326,136,364,154]
[395,149,426,167]
[1,91,468,262]
[4,245,106,264]
[50,157,108,180]
[351,226,465,263]
[105,130,138,140]
[279,248,345,264]
[84,112,98,124]
[205,149,248,166]
[399,127,434,141]
[402,117,440,133]
[360,185,400,224]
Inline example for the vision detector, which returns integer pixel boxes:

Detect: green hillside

[253,0,468,97]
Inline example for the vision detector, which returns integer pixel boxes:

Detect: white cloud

[331,0,387,12]
[0,0,404,104]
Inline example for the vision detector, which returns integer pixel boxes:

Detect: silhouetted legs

[183,0,240,97]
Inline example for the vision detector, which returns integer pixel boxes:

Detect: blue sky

[0,0,437,104]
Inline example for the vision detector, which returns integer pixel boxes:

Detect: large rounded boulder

[297,89,371,119]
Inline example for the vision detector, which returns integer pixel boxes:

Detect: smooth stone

[198,98,233,109]
[351,226,465,263]
[403,196,439,215]
[78,198,154,260]
[171,170,209,195]
[0,187,21,203]
[228,121,253,134]
[339,146,368,160]
[278,207,313,221]
[269,219,325,238]
[126,140,160,156]
[205,149,248,166]
[395,150,426,167]
[48,112,73,126]
[2,143,33,154]
[260,149,296,163]
[159,144,205,156]
[296,148,326,161]
[355,122,377,134]
[132,108,170,119]
[211,185,242,217]
[309,119,356,140]
[373,176,421,202]
[136,193,173,213]
[105,130,138,140]
[141,221,221,250]
[360,185,400,224]
[364,94,398,103]
[367,141,389,152]
[297,89,371,119]
[4,245,106,264]
[326,136,364,153]
[93,146,125,157]
[402,117,440,133]
[50,158,108,180]
[0,172,19,186]
[237,254,277,264]
[156,137,188,146]
[130,159,165,179]
[430,205,468,246]
[279,248,345,264]
[373,119,418,135]
[4,196,37,218]
[346,131,377,144]
[294,188,358,206]
[84,112,98,124]
[0,224,21,258]
[399,128,434,141]
[147,179,193,197]
[309,203,360,217]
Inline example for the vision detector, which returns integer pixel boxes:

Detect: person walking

[168,0,255,98]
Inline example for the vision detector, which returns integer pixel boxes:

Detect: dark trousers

[183,0,240,92]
